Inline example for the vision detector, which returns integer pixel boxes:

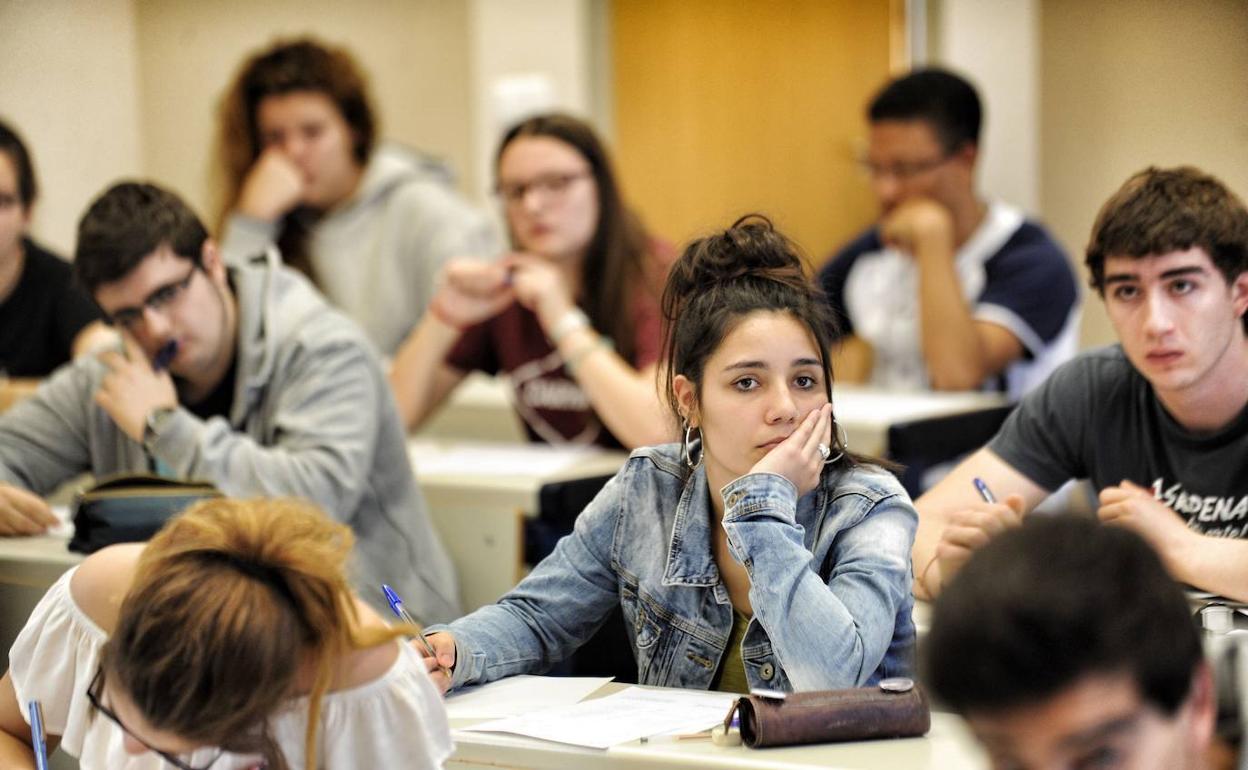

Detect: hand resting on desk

[0,484,57,536]
[417,632,457,694]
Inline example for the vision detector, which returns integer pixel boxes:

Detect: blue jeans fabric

[431,443,917,693]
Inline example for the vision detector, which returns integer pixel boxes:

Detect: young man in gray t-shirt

[913,166,1248,603]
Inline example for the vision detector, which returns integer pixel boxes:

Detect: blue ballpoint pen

[28,701,48,770]
[382,584,450,679]
[973,477,997,504]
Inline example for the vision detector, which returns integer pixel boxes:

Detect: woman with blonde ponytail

[0,498,451,769]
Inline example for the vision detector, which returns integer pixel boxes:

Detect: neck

[950,195,988,249]
[1155,336,1248,432]
[0,239,26,305]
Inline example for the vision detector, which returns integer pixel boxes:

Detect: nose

[766,386,799,424]
[518,185,547,215]
[871,173,902,212]
[1143,290,1175,337]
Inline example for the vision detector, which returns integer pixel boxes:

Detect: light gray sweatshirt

[222,143,498,355]
[0,248,461,623]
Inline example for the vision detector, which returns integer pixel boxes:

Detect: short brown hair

[1086,167,1248,311]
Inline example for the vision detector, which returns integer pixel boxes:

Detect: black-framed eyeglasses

[103,265,199,332]
[87,667,223,770]
[495,170,591,206]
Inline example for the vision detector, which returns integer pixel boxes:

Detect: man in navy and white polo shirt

[819,68,1079,399]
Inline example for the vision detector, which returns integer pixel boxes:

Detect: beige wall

[133,0,475,226]
[0,0,144,255]
[1041,0,1248,348]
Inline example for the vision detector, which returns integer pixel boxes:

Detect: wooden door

[611,0,902,264]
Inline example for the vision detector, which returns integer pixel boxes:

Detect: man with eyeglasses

[819,67,1079,399]
[0,182,461,624]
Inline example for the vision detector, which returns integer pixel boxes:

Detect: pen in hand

[973,477,996,505]
[381,584,451,680]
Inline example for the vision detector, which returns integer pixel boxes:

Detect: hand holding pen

[382,585,455,692]
[923,477,1027,598]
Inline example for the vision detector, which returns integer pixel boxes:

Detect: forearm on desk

[557,332,671,448]
[1166,535,1248,603]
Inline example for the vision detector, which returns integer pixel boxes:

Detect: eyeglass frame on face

[87,666,223,770]
[495,170,592,208]
[102,263,199,332]
[856,152,956,183]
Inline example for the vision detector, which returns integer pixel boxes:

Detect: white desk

[448,683,987,769]
[831,386,1008,457]
[411,440,628,613]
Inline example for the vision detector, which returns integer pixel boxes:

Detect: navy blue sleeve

[977,222,1078,354]
[817,229,881,340]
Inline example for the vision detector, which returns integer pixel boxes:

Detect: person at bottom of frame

[0,498,451,769]
[417,215,917,694]
[926,514,1217,770]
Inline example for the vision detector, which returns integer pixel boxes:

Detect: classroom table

[447,682,989,769]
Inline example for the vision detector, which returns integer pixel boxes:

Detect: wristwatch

[143,407,177,452]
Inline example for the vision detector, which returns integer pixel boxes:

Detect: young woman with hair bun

[0,498,450,769]
[419,215,917,695]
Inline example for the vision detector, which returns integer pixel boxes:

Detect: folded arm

[722,472,917,689]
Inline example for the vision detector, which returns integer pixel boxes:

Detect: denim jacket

[433,443,917,692]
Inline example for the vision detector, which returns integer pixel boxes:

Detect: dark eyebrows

[722,357,823,372]
[1058,712,1141,750]
[1105,265,1208,285]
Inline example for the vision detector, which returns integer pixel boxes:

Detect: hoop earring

[682,423,704,469]
[824,420,849,465]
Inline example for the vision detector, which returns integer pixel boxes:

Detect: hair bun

[664,214,810,319]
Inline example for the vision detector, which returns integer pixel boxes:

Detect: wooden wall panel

[611,0,897,264]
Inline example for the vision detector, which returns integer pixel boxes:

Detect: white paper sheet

[445,675,613,719]
[408,440,605,478]
[48,505,73,538]
[460,686,737,749]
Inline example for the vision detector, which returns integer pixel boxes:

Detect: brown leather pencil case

[728,679,931,748]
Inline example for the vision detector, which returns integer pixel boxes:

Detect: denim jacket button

[759,662,775,681]
[727,491,743,507]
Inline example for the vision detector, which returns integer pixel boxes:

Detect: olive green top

[711,610,752,694]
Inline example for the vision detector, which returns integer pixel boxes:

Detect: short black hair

[925,515,1201,717]
[74,182,208,293]
[0,118,38,207]
[868,68,982,154]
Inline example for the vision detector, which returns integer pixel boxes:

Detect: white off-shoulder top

[8,568,453,769]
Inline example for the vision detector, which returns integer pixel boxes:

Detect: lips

[758,437,789,450]
[1145,350,1183,365]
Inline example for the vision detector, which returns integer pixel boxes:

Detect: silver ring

[817,443,831,461]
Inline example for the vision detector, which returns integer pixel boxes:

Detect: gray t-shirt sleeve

[987,355,1095,491]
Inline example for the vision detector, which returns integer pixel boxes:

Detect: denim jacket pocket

[621,584,671,682]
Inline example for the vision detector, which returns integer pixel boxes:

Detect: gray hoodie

[222,143,498,354]
[0,248,461,623]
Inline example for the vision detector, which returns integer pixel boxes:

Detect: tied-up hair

[99,498,413,770]
[660,214,860,471]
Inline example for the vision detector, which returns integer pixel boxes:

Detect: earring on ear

[821,419,849,465]
[682,421,703,469]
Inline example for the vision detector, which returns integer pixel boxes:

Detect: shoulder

[1045,345,1134,389]
[68,543,145,634]
[21,239,72,277]
[818,227,884,298]
[625,443,691,484]
[985,220,1076,283]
